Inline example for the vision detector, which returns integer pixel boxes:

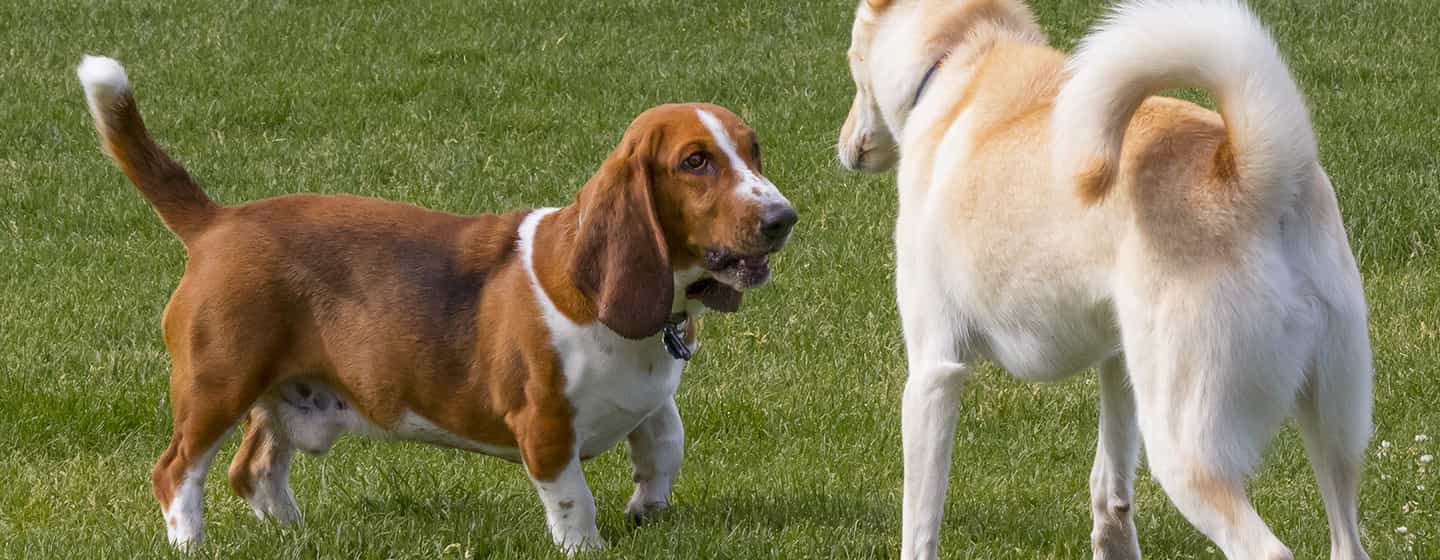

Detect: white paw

[624,499,670,525]
[166,520,204,552]
[557,532,606,555]
[249,498,303,525]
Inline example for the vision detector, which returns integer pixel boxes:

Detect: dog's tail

[1051,0,1317,209]
[77,56,218,243]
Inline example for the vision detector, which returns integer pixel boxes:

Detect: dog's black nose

[760,205,798,243]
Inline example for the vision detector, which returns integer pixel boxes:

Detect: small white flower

[1382,440,1393,449]
[1420,484,1427,491]
[1417,434,1430,443]
[1396,526,1409,534]
[1422,454,1434,463]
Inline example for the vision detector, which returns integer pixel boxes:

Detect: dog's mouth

[705,249,774,290]
[682,248,777,313]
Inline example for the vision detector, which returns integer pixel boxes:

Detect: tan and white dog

[837,1,1371,558]
[77,56,795,552]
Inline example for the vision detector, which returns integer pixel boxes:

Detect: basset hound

[77,55,796,552]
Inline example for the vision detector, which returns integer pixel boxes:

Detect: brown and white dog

[838,1,1371,559]
[77,56,795,552]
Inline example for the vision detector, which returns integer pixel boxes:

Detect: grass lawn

[1,0,1436,557]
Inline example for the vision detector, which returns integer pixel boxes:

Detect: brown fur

[85,93,771,509]
[571,130,675,339]
[91,92,217,243]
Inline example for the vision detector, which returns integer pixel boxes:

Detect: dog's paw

[557,533,606,555]
[624,500,670,526]
[166,526,204,553]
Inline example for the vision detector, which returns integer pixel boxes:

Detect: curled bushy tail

[1051,0,1318,210]
[78,56,217,243]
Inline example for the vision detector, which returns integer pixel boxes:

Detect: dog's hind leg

[1090,356,1141,560]
[1129,375,1295,559]
[228,406,301,525]
[153,287,277,550]
[152,421,228,551]
[1295,317,1373,560]
[1119,280,1306,560]
[152,365,258,551]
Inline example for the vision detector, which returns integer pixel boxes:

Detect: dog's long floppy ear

[571,138,674,340]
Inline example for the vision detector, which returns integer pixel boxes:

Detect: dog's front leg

[625,398,684,524]
[895,264,972,560]
[524,452,604,553]
[901,355,970,560]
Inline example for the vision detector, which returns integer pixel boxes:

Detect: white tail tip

[77,55,130,100]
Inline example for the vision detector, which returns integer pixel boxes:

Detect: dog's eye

[682,151,710,172]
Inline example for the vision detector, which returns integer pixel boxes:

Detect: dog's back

[165,193,538,424]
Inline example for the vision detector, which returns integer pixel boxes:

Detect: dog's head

[571,103,796,339]
[837,0,1042,173]
[838,0,903,173]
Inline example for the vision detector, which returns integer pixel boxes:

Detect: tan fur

[1189,472,1241,527]
[841,2,1369,558]
[900,10,1252,267]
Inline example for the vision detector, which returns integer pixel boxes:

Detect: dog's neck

[870,1,1045,137]
[526,205,593,324]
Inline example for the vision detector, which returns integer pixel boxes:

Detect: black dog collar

[661,313,693,361]
[911,56,948,109]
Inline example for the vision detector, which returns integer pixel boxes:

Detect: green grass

[1,0,1436,557]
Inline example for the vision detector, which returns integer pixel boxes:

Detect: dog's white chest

[518,207,686,458]
[552,324,684,458]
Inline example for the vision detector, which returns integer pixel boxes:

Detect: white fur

[836,0,924,171]
[1052,0,1317,212]
[530,457,604,552]
[76,55,130,117]
[163,435,225,551]
[392,412,524,459]
[695,109,791,207]
[623,400,684,521]
[241,429,301,525]
[840,1,1372,559]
